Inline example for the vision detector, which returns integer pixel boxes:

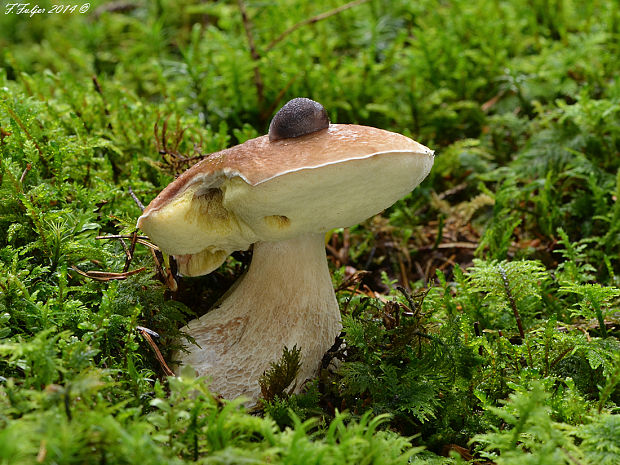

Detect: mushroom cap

[138,124,434,276]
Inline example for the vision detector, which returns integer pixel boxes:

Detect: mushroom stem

[176,232,342,403]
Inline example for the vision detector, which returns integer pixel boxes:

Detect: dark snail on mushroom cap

[268,98,330,142]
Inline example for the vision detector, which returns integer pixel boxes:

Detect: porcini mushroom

[137,98,434,403]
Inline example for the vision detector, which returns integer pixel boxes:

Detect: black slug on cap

[268,98,330,141]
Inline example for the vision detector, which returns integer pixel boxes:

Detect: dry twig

[137,326,175,376]
[128,186,145,211]
[154,114,205,174]
[71,265,145,281]
[20,163,31,183]
[265,0,370,52]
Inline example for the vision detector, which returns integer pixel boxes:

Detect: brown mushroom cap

[138,124,434,276]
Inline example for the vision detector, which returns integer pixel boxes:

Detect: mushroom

[137,98,434,403]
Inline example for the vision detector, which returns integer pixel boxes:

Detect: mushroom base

[174,233,342,403]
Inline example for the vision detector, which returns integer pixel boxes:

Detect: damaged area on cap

[137,178,258,272]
